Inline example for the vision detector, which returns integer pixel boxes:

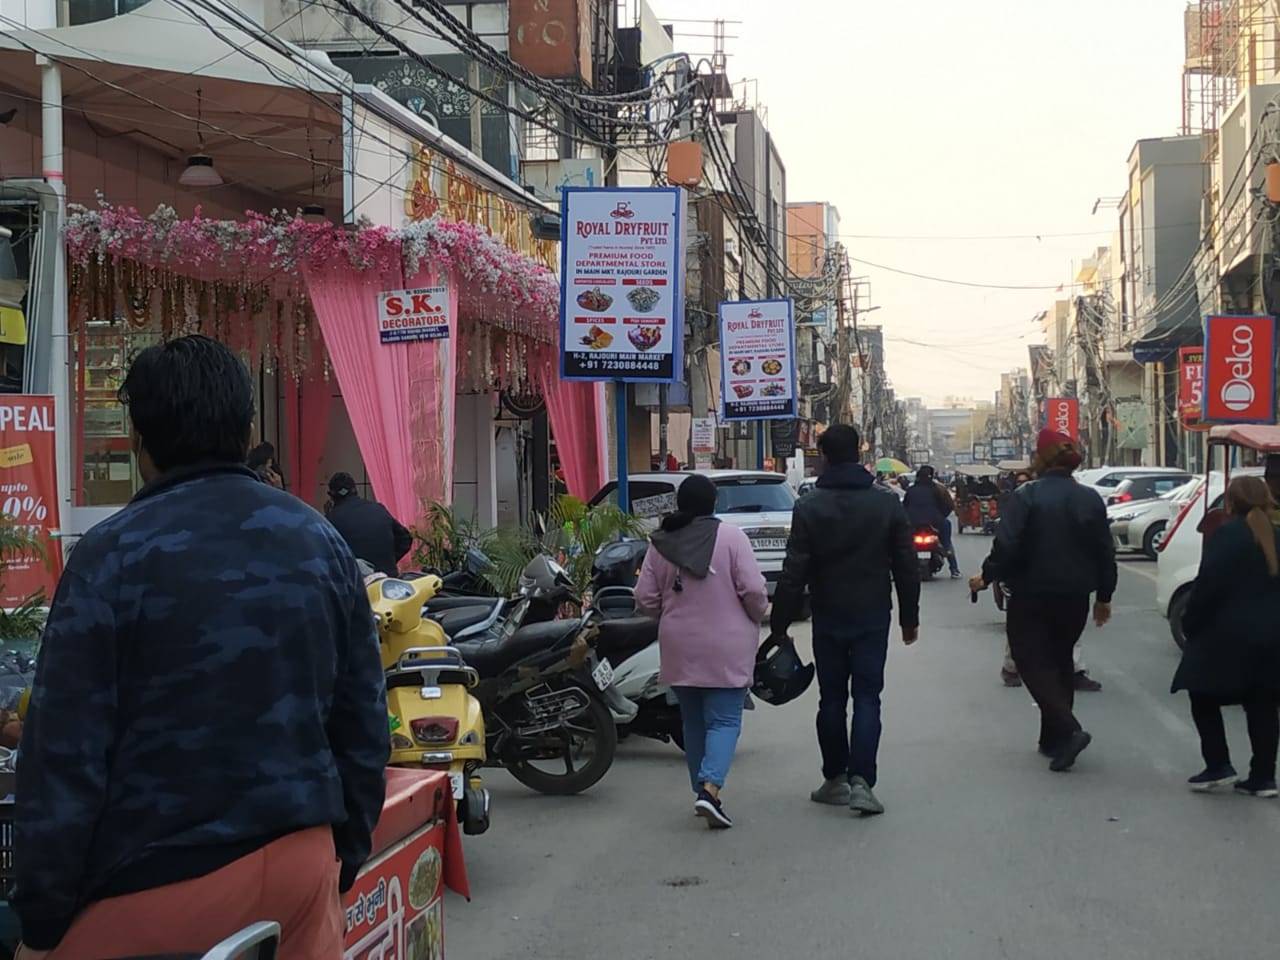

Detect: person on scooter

[903,465,960,579]
[635,474,769,829]
[12,336,389,959]
[325,472,414,578]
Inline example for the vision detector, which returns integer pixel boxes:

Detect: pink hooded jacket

[634,522,769,688]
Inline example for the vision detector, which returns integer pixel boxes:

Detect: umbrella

[874,457,911,476]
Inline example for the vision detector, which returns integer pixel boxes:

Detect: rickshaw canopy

[1206,424,1280,453]
[955,463,1000,478]
[997,459,1031,472]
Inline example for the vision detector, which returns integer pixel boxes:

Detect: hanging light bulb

[179,87,223,188]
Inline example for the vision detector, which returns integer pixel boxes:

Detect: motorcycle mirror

[464,547,492,575]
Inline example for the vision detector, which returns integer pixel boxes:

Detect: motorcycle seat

[456,618,583,678]
[594,616,658,664]
[430,601,503,637]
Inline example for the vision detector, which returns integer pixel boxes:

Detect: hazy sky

[649,0,1190,404]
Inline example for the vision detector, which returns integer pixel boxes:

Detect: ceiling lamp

[179,87,222,188]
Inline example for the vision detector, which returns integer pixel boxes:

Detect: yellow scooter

[366,572,491,835]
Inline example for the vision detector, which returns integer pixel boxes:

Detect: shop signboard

[971,442,990,462]
[377,284,451,344]
[560,187,684,382]
[954,452,973,465]
[0,396,61,606]
[770,418,799,459]
[911,449,931,465]
[691,417,716,454]
[1178,346,1204,424]
[1043,397,1080,440]
[991,437,1017,459]
[343,822,447,959]
[718,299,797,421]
[1202,315,1275,423]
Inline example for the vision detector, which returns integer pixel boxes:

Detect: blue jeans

[938,517,959,574]
[812,611,892,786]
[673,686,747,793]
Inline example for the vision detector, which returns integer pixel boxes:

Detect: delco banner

[1178,346,1204,424]
[718,299,797,421]
[1043,397,1080,440]
[1202,315,1276,423]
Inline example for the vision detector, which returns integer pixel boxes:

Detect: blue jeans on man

[937,516,960,574]
[812,611,892,786]
[673,686,747,792]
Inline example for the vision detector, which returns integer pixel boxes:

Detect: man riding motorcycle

[903,466,960,579]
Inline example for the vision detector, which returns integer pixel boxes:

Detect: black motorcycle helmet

[751,634,815,706]
[592,537,648,588]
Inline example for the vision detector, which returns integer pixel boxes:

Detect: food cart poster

[377,285,452,344]
[0,396,61,607]
[718,299,797,421]
[558,187,684,383]
[343,821,446,960]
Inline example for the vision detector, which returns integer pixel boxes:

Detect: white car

[1107,478,1200,559]
[1076,465,1192,500]
[589,470,796,596]
[1156,468,1262,648]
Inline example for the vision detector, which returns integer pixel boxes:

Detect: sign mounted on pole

[559,187,684,382]
[1202,315,1276,423]
[1043,397,1080,440]
[691,417,716,453]
[1178,346,1204,425]
[0,396,61,606]
[971,442,990,462]
[991,437,1017,459]
[718,299,797,421]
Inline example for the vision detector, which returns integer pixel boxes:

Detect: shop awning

[1131,312,1201,364]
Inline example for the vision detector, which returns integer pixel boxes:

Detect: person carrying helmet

[903,465,960,579]
[770,424,920,816]
[324,472,414,578]
[635,475,769,829]
[970,428,1116,772]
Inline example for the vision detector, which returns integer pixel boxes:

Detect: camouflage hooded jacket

[12,463,389,950]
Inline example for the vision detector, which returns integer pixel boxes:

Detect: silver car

[1107,478,1201,559]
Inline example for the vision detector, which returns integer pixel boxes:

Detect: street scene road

[449,536,1280,960]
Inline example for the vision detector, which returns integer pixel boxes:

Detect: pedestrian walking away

[970,427,1116,772]
[11,336,389,959]
[325,471,414,578]
[771,424,920,816]
[904,464,960,578]
[1172,475,1280,798]
[635,474,769,829]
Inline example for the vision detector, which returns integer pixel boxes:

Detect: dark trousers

[812,611,892,786]
[1007,594,1090,752]
[937,518,959,574]
[1189,693,1280,781]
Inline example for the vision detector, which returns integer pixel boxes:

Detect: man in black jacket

[903,465,960,578]
[325,472,414,577]
[772,424,920,816]
[970,428,1117,772]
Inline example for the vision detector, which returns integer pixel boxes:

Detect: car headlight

[1111,512,1139,522]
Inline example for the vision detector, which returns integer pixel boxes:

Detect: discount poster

[0,396,61,606]
[718,299,797,421]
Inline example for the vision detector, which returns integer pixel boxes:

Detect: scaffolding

[1182,0,1280,138]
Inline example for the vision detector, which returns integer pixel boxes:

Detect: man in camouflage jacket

[12,336,389,958]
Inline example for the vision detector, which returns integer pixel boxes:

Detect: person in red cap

[969,427,1117,771]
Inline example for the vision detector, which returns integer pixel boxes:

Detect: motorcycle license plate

[751,538,788,550]
[917,551,933,561]
[591,657,614,689]
[449,772,464,800]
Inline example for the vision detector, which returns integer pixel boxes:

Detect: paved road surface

[447,535,1279,959]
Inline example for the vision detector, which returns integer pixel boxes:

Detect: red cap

[1037,427,1072,455]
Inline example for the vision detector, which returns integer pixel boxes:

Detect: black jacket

[904,479,952,528]
[1172,517,1280,698]
[982,470,1117,602]
[772,462,921,631]
[327,495,414,577]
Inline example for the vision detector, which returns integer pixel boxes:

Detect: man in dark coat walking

[771,424,920,815]
[325,472,414,577]
[970,428,1117,771]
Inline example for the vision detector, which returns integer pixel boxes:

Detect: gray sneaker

[849,776,885,815]
[810,778,852,805]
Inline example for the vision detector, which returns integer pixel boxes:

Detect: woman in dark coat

[1172,475,1280,797]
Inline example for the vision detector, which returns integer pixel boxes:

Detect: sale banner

[0,396,61,607]
[1202,315,1276,423]
[1043,397,1080,440]
[377,283,452,344]
[1178,346,1204,424]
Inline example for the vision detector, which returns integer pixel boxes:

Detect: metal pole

[615,381,629,512]
[756,422,765,470]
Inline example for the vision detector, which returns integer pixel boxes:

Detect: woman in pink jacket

[635,475,769,828]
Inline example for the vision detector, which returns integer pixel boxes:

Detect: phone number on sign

[569,353,665,373]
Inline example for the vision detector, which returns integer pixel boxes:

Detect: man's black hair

[247,442,275,470]
[818,424,860,465]
[119,335,254,472]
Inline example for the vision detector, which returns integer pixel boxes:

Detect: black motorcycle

[913,525,945,582]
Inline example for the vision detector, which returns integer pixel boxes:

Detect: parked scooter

[913,525,945,581]
[365,570,491,835]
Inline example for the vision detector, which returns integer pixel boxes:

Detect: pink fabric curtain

[283,372,334,508]
[304,266,457,525]
[541,368,609,500]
